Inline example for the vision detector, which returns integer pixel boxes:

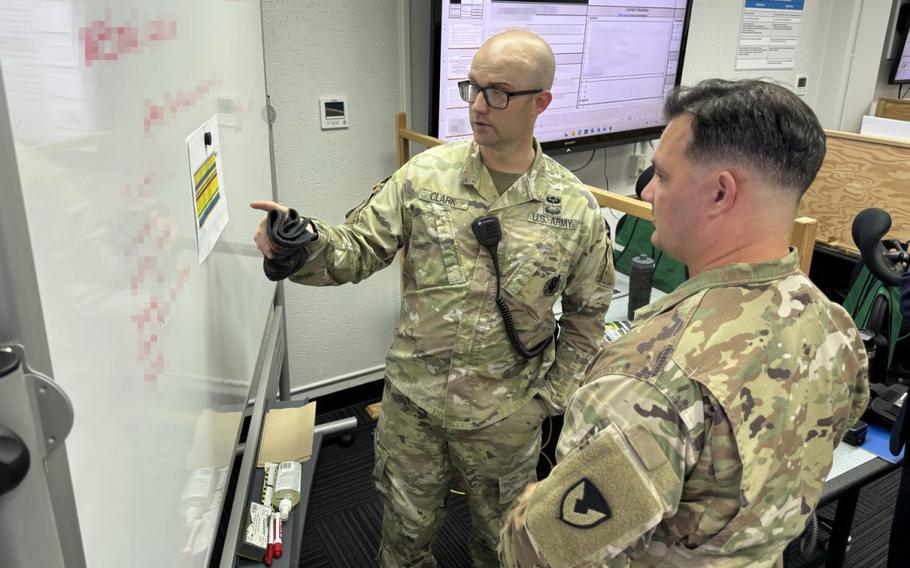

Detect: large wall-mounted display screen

[432,0,693,153]
[891,31,910,84]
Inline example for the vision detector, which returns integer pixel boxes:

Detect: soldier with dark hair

[500,79,869,568]
[251,30,614,568]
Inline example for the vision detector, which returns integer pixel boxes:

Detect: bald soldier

[251,30,613,567]
[500,79,870,567]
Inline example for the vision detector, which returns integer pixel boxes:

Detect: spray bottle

[179,467,215,527]
[271,461,301,520]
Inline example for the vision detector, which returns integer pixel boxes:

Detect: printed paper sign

[185,116,229,264]
[735,0,804,71]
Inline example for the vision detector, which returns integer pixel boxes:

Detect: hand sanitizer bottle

[272,461,301,520]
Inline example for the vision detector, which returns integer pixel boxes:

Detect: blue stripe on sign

[198,192,220,228]
[195,160,217,192]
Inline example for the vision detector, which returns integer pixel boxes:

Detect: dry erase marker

[264,512,274,566]
[180,519,202,566]
[273,512,283,558]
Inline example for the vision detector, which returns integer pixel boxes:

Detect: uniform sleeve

[844,325,871,435]
[540,212,614,413]
[501,375,698,568]
[288,169,408,286]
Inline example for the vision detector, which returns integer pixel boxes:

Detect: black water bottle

[628,254,655,321]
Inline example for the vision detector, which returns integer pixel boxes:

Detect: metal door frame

[0,61,86,568]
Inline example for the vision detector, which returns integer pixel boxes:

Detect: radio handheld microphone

[628,254,655,320]
[471,215,502,250]
[472,215,554,359]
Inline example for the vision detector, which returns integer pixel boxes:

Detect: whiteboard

[0,1,274,566]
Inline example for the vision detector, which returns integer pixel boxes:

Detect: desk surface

[823,443,901,506]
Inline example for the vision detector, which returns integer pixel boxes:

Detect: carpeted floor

[301,400,471,568]
[300,399,903,568]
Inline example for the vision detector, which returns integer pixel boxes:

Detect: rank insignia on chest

[528,212,579,230]
[560,478,613,529]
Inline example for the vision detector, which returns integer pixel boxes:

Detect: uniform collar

[634,249,802,321]
[460,138,549,204]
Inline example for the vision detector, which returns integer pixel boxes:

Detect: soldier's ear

[709,170,737,214]
[533,90,552,115]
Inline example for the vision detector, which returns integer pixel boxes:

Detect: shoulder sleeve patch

[344,176,391,223]
[524,422,676,567]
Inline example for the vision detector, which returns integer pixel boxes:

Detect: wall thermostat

[319,96,348,130]
[794,75,808,96]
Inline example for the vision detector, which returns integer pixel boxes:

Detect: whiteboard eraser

[238,501,271,560]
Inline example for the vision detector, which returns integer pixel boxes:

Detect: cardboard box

[257,401,316,466]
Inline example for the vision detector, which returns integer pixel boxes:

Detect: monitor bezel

[889,27,910,85]
[429,0,694,155]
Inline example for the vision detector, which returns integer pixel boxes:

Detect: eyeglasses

[457,80,543,110]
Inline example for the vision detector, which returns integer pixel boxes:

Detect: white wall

[682,0,831,98]
[262,0,403,396]
[821,0,894,131]
[682,0,893,132]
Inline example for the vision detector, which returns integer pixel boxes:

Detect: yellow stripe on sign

[196,172,220,217]
[195,167,217,201]
[194,153,217,188]
[193,153,220,225]
[194,156,217,201]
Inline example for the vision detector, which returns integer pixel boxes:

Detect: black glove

[263,208,318,281]
[901,270,910,319]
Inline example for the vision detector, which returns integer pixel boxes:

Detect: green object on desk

[613,215,687,294]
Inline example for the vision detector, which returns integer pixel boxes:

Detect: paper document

[186,115,229,264]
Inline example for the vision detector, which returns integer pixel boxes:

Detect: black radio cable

[471,215,554,359]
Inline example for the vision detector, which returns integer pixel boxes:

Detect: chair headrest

[635,164,655,199]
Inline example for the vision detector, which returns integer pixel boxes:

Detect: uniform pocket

[500,231,566,345]
[503,231,568,307]
[372,435,392,496]
[429,203,466,285]
[498,456,538,505]
[406,199,466,288]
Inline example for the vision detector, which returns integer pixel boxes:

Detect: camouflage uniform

[289,139,614,566]
[501,250,869,568]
